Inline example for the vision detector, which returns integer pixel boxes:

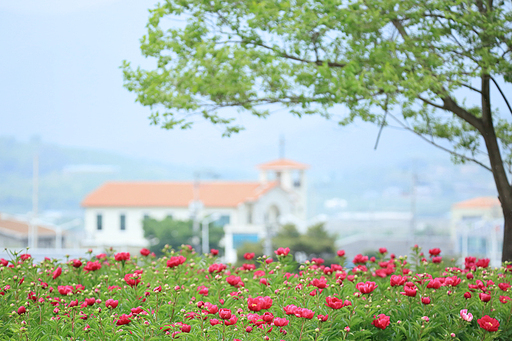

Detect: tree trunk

[502,204,512,263]
[479,74,512,263]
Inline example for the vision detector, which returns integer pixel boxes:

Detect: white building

[451,196,503,266]
[81,158,308,262]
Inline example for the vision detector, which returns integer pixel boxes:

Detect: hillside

[0,136,497,221]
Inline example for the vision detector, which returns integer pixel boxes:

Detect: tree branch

[255,42,346,68]
[490,76,512,117]
[417,96,445,110]
[387,112,492,172]
[442,96,484,131]
[459,83,482,94]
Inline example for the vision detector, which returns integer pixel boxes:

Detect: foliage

[122,0,512,169]
[237,223,338,262]
[0,245,511,340]
[122,0,512,261]
[143,217,223,256]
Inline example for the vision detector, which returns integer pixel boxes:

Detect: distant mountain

[0,136,199,216]
[0,136,498,221]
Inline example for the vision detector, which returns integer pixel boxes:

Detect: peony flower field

[1,245,511,340]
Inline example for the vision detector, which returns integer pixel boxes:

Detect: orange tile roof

[0,214,56,237]
[81,181,278,208]
[453,196,500,209]
[257,158,309,170]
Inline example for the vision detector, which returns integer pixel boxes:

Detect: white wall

[84,206,237,251]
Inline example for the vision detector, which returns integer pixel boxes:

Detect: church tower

[257,158,309,221]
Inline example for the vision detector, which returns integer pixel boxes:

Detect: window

[120,214,126,231]
[233,233,259,249]
[96,214,102,230]
[215,215,231,227]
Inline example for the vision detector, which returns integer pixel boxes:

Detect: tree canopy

[143,217,223,256]
[236,223,337,263]
[123,0,512,261]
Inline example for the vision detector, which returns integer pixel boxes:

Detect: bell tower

[257,158,309,221]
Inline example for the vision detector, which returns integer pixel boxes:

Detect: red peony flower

[219,308,232,320]
[248,296,272,312]
[356,281,378,294]
[317,314,329,322]
[498,283,511,292]
[58,285,74,296]
[311,257,324,265]
[203,302,218,315]
[428,248,441,257]
[226,275,244,288]
[325,296,345,309]
[20,254,31,261]
[262,312,274,323]
[273,317,289,326]
[336,250,345,257]
[84,261,102,272]
[372,314,391,330]
[167,255,186,268]
[116,314,131,326]
[476,258,490,268]
[298,308,315,319]
[114,252,130,261]
[283,304,297,315]
[479,293,491,303]
[379,247,387,254]
[71,259,82,268]
[84,298,95,306]
[52,267,62,280]
[390,275,407,287]
[17,306,26,315]
[353,254,369,264]
[124,272,141,287]
[210,249,219,256]
[210,318,221,326]
[224,315,238,326]
[105,299,118,309]
[477,315,499,332]
[275,247,290,256]
[208,263,226,273]
[432,256,442,263]
[140,248,150,256]
[499,295,511,304]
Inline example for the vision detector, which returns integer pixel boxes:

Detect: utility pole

[279,135,285,159]
[264,223,273,257]
[29,153,39,249]
[191,172,201,253]
[409,170,417,247]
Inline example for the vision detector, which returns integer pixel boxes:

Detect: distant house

[81,158,308,262]
[0,213,62,249]
[451,196,503,264]
[451,196,502,223]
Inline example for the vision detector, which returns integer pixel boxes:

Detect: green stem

[298,319,306,341]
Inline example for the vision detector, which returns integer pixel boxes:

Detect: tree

[122,0,512,261]
[236,223,337,262]
[143,217,223,256]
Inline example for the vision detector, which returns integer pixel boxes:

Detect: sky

[0,1,510,181]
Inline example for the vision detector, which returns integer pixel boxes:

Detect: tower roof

[257,158,309,170]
